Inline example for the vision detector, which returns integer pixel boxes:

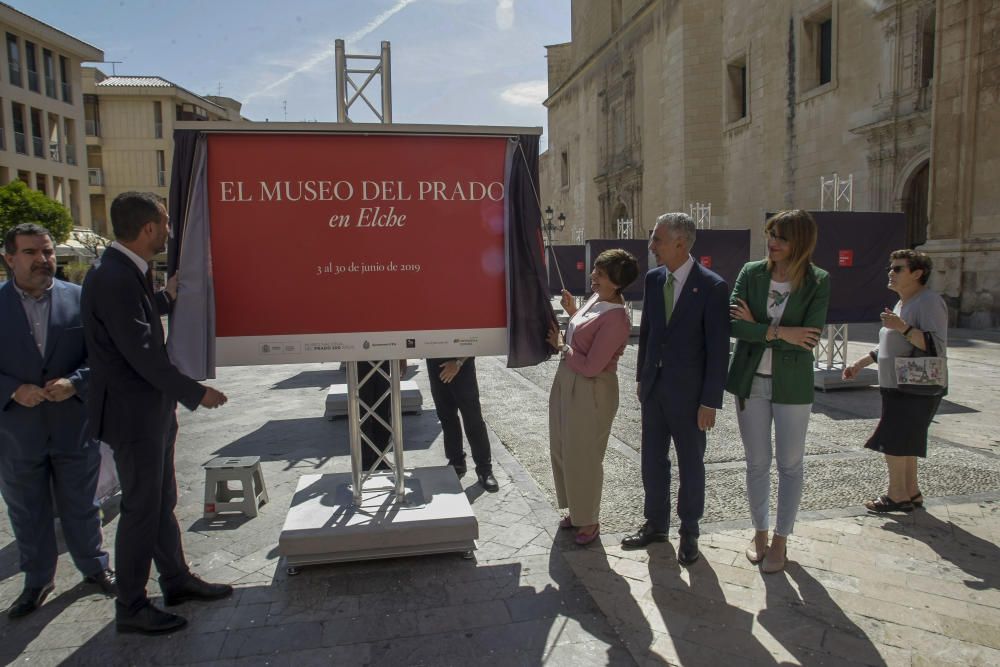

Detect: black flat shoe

[116,603,187,635]
[7,582,55,619]
[865,495,914,513]
[677,533,700,566]
[161,574,233,606]
[83,568,118,597]
[911,494,924,508]
[477,472,499,493]
[621,522,668,549]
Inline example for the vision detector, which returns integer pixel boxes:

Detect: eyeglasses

[887,265,907,274]
[767,230,788,243]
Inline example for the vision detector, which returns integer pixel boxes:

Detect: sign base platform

[278,466,477,569]
[325,380,423,419]
[814,367,877,391]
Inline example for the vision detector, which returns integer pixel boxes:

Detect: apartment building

[541,0,999,327]
[82,67,242,236]
[0,2,102,228]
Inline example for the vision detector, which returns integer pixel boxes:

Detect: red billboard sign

[204,133,510,364]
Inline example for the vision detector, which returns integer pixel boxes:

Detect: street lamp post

[543,206,566,245]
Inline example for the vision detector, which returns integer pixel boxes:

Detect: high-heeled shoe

[761,547,787,574]
[574,525,600,546]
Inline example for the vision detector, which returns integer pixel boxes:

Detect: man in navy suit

[622,213,730,564]
[82,192,230,635]
[0,223,116,619]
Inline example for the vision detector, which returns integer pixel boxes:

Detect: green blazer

[725,260,831,404]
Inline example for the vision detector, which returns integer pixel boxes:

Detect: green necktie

[664,273,676,324]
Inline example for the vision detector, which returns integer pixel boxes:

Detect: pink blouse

[563,306,631,377]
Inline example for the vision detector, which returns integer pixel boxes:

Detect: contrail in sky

[245,0,419,102]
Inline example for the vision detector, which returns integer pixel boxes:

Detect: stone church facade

[540,0,998,327]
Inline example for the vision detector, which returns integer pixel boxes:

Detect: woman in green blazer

[726,210,830,573]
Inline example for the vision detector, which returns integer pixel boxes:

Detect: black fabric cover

[505,134,556,368]
[809,211,906,323]
[690,229,752,292]
[167,129,200,276]
[546,245,587,297]
[585,239,650,301]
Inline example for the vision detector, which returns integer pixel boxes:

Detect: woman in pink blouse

[547,249,639,545]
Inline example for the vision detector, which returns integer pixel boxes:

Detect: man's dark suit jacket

[636,262,731,408]
[80,246,204,446]
[0,279,90,453]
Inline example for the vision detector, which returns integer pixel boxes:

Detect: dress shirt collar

[111,241,149,275]
[11,278,54,302]
[666,255,695,285]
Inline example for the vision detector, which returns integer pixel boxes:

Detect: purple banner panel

[690,229,753,293]
[809,211,907,323]
[546,245,587,297]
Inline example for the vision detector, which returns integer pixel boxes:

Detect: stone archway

[901,160,930,248]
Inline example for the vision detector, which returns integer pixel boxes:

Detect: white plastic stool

[203,456,268,519]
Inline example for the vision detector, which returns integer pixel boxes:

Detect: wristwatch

[454,358,464,369]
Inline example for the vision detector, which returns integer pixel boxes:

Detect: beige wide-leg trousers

[548,360,619,526]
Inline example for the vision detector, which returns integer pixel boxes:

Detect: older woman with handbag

[547,249,639,546]
[727,210,830,573]
[843,249,948,513]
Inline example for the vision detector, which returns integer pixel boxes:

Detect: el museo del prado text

[218,179,505,228]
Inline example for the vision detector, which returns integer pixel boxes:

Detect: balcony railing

[65,144,77,165]
[27,69,39,92]
[49,141,60,162]
[32,135,44,157]
[8,62,21,86]
[85,119,100,136]
[15,131,26,154]
[88,168,103,186]
[61,82,72,103]
[157,170,166,187]
[45,76,56,98]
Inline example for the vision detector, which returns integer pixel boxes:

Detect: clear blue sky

[14,0,569,145]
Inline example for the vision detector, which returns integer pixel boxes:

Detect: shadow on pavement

[0,584,91,664]
[760,562,886,666]
[813,387,977,421]
[882,510,1000,591]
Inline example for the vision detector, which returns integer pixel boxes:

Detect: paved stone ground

[0,323,998,665]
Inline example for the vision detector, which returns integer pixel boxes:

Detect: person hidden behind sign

[547,249,639,546]
[843,249,948,514]
[726,210,831,574]
[426,357,498,492]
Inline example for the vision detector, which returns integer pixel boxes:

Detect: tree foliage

[0,180,74,246]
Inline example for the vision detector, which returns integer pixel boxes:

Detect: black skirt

[864,388,942,458]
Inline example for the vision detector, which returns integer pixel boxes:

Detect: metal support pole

[346,361,363,505]
[390,360,405,497]
[380,41,392,124]
[335,39,347,123]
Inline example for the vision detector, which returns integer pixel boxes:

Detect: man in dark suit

[0,224,116,618]
[622,213,730,564]
[81,192,230,635]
